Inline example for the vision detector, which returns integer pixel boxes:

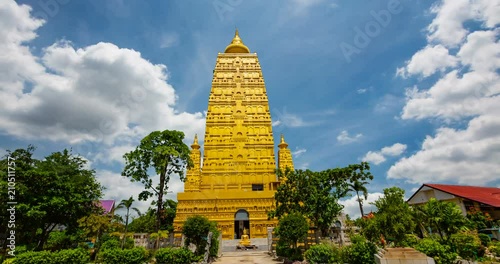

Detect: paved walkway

[221,238,268,252]
[214,251,281,264]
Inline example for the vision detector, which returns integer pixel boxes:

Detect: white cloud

[392,0,500,186]
[397,45,458,78]
[362,143,407,165]
[273,108,320,128]
[340,192,383,219]
[426,0,500,47]
[337,130,362,144]
[388,114,500,185]
[0,1,205,149]
[381,143,407,156]
[292,148,307,158]
[159,32,179,49]
[362,151,386,165]
[357,88,367,94]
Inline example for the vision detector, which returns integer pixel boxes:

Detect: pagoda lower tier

[173,190,278,239]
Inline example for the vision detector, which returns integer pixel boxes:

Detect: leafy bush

[415,238,457,264]
[100,239,121,251]
[304,244,341,264]
[342,239,377,264]
[488,241,500,257]
[11,248,89,264]
[98,247,149,264]
[400,234,420,247]
[449,231,483,260]
[478,233,491,246]
[182,215,219,257]
[275,240,302,261]
[155,247,200,264]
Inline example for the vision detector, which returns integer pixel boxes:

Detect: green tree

[0,146,103,250]
[128,209,156,233]
[116,196,141,249]
[346,162,373,217]
[122,130,192,232]
[271,169,343,238]
[419,198,468,242]
[372,187,415,246]
[349,179,369,217]
[270,163,372,238]
[275,213,309,250]
[182,215,219,256]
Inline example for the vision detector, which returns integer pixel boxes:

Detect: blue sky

[1,0,499,218]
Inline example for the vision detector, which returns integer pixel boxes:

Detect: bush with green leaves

[414,238,457,264]
[449,231,483,260]
[304,243,341,264]
[11,248,89,264]
[98,247,149,264]
[182,215,219,257]
[341,238,377,264]
[155,247,200,264]
[400,234,420,247]
[478,233,491,246]
[488,241,500,257]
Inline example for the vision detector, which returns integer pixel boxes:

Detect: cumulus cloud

[0,1,205,146]
[392,0,500,185]
[426,0,500,47]
[340,192,383,219]
[362,143,407,165]
[397,45,458,78]
[337,130,362,144]
[0,0,206,211]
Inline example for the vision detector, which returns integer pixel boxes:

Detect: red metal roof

[424,184,500,207]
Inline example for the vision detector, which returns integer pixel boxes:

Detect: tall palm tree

[349,180,369,217]
[116,196,142,249]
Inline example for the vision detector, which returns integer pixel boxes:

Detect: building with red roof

[408,184,500,220]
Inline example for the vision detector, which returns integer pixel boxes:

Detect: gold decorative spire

[278,134,288,148]
[224,29,250,53]
[191,134,200,149]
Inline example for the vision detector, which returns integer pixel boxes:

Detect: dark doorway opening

[234,209,249,239]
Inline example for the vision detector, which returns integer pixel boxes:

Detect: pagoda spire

[278,134,288,149]
[191,134,200,149]
[278,134,294,172]
[224,29,250,53]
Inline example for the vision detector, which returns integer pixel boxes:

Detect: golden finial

[224,29,250,53]
[278,134,288,148]
[191,134,200,149]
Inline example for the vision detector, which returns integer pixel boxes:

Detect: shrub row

[6,248,89,264]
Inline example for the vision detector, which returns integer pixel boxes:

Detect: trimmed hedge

[10,248,89,264]
[98,247,149,264]
[155,247,200,264]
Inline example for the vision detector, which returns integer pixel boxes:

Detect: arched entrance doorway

[234,209,249,239]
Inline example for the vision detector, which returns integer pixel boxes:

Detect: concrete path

[221,238,268,252]
[213,251,282,264]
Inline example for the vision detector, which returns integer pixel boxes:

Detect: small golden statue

[239,228,251,247]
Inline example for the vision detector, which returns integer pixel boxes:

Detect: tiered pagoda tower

[173,30,294,239]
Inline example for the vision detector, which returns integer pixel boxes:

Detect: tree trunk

[157,163,167,232]
[122,208,129,249]
[356,191,364,217]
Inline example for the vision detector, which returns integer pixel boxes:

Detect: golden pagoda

[173,30,294,239]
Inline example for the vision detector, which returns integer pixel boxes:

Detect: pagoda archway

[234,209,249,239]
